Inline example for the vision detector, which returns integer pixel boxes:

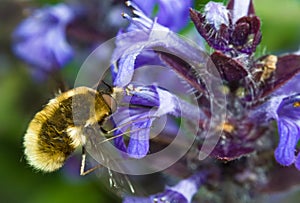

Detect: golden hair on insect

[23,86,117,173]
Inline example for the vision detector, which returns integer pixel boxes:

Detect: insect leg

[80,146,103,176]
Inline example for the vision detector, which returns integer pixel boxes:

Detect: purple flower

[112,85,202,158]
[112,2,209,92]
[245,51,300,173]
[255,65,300,170]
[13,3,74,76]
[274,94,300,169]
[109,2,214,159]
[111,0,198,88]
[190,0,261,54]
[115,0,300,169]
[123,172,207,203]
[132,0,192,32]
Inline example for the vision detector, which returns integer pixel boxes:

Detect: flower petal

[275,119,299,166]
[133,0,192,31]
[123,171,207,203]
[167,172,207,202]
[123,196,151,203]
[156,0,192,31]
[111,30,149,87]
[152,189,188,203]
[126,85,160,107]
[127,118,152,158]
[227,0,253,23]
[277,94,300,120]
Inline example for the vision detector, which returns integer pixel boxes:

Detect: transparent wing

[82,124,135,195]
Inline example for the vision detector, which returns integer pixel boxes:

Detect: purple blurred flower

[123,172,207,203]
[132,0,192,32]
[13,3,74,75]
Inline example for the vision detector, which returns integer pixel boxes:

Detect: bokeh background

[0,0,300,202]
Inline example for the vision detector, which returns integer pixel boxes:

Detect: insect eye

[102,94,117,113]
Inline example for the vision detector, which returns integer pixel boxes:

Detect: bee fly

[23,85,123,175]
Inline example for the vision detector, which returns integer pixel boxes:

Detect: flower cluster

[109,0,300,200]
[14,0,300,202]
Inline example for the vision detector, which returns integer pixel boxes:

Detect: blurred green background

[0,0,299,203]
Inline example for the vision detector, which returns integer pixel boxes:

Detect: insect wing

[83,125,135,194]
